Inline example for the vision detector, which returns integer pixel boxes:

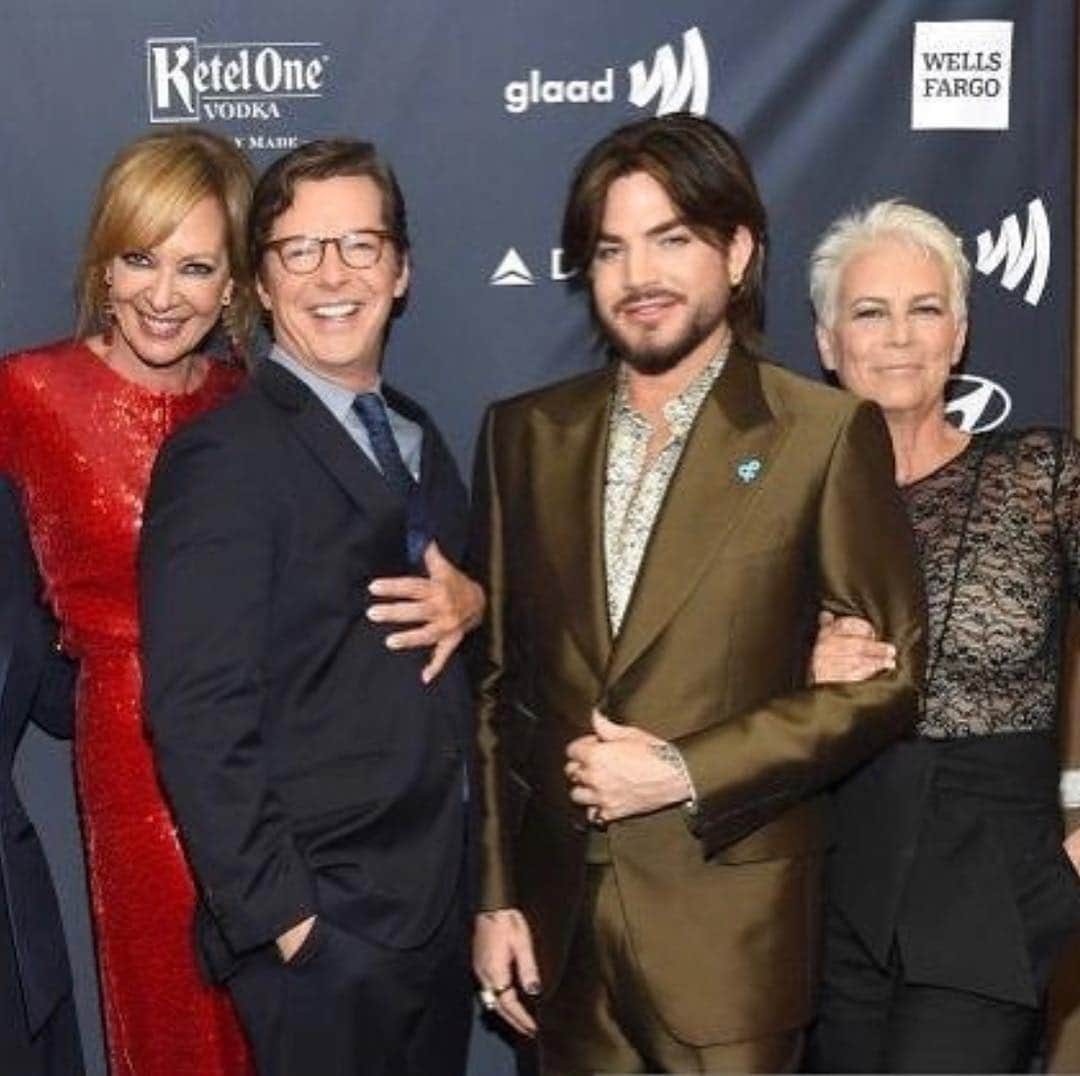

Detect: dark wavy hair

[561,113,768,355]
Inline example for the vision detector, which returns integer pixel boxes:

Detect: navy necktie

[353,392,415,498]
[352,392,430,566]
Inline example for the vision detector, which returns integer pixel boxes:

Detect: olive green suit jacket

[473,348,925,1045]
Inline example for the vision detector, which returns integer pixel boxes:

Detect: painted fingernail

[525,981,541,995]
[366,607,381,620]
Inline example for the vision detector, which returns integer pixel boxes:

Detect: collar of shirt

[267,344,423,480]
[268,343,383,422]
[611,346,729,440]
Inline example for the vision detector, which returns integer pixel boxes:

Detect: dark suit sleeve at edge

[677,400,926,853]
[139,426,316,955]
[0,475,76,739]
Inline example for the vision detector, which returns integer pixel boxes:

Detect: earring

[226,332,245,368]
[220,298,245,367]
[101,270,115,347]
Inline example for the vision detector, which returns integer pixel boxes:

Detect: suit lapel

[532,368,614,678]
[605,349,787,687]
[256,359,400,519]
[383,384,435,497]
[384,383,470,560]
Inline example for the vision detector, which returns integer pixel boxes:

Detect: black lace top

[905,428,1080,738]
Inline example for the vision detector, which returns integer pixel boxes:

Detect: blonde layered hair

[76,128,257,360]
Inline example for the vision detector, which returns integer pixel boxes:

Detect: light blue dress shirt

[268,344,423,480]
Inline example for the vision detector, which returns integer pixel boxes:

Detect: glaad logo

[975,198,1050,307]
[945,374,1011,434]
[628,27,709,116]
[503,27,709,117]
[911,20,1012,130]
[146,38,327,124]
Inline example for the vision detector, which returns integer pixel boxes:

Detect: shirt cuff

[657,741,699,814]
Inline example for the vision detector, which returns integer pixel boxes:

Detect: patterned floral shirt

[604,351,726,634]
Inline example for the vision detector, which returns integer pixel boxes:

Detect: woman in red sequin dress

[0,130,257,1075]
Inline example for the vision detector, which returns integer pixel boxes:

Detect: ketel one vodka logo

[146,38,328,123]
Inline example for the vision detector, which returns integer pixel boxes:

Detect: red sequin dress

[0,340,254,1076]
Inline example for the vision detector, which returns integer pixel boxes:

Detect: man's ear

[726,225,754,286]
[256,272,272,312]
[393,252,411,300]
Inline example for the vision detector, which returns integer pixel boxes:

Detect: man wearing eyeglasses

[139,139,481,1076]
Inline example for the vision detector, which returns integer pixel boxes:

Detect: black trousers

[806,904,1041,1074]
[228,899,472,1076]
[0,894,84,1076]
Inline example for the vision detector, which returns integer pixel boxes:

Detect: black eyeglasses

[263,230,395,275]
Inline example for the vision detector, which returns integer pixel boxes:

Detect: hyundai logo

[945,373,1012,433]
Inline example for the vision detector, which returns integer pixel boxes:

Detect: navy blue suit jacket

[0,476,77,1034]
[140,360,475,981]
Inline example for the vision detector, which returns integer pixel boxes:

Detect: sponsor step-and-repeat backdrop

[2,2,1075,1073]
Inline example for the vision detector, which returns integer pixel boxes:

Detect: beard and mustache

[597,285,730,376]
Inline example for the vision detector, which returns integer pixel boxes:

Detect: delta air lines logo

[146,37,328,125]
[974,198,1050,307]
[489,247,574,287]
[503,27,709,117]
[489,248,536,287]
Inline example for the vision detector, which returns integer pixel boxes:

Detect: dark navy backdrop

[3,2,1074,1072]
